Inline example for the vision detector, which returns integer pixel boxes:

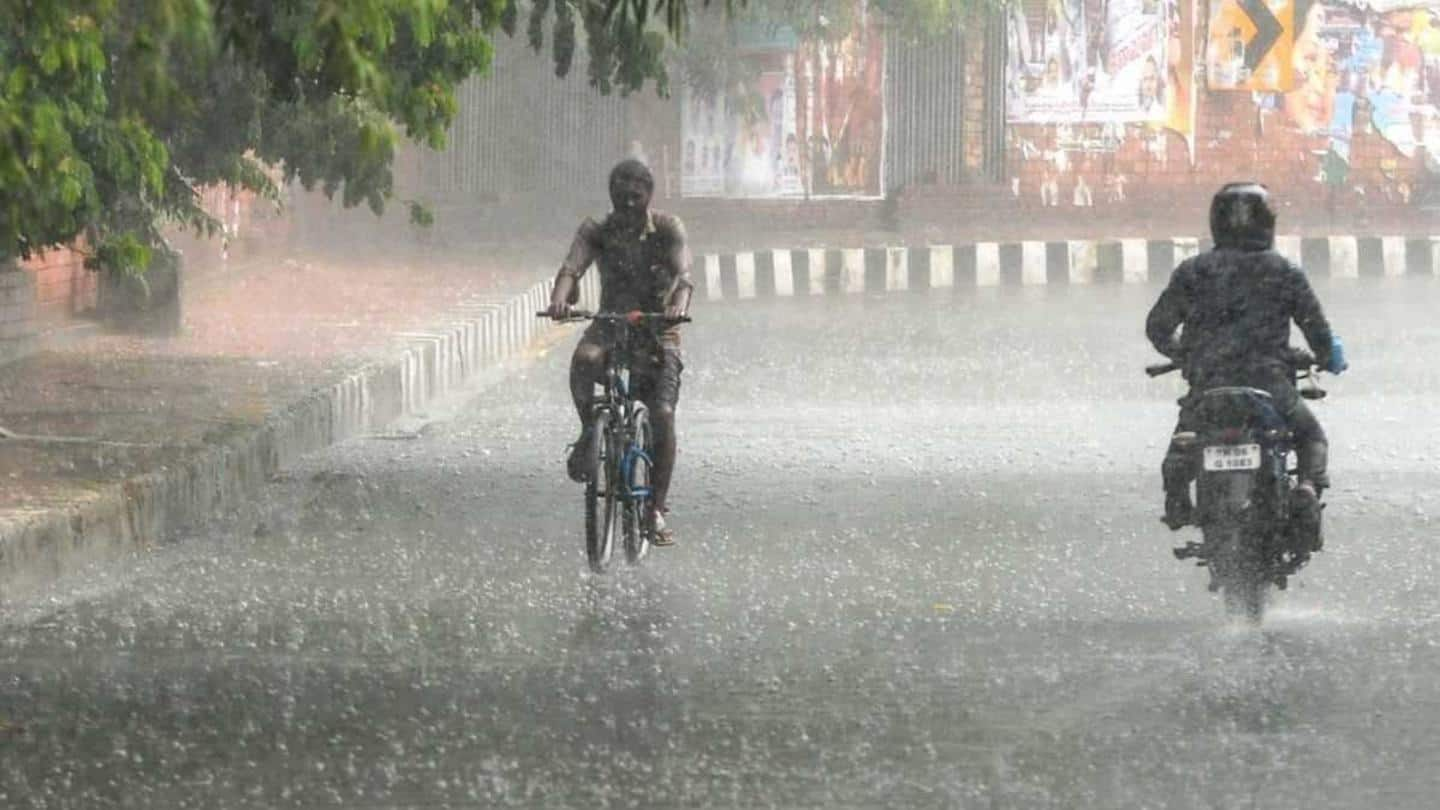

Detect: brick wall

[0,184,275,364]
[996,90,1438,237]
[25,246,96,323]
[890,1,1440,243]
[0,248,97,363]
[892,62,1440,244]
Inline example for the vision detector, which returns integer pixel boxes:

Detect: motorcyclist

[545,159,693,546]
[1146,182,1348,549]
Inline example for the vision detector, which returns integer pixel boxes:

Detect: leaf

[3,0,682,266]
[528,0,550,50]
[59,176,83,206]
[554,0,576,77]
[407,201,434,227]
[39,43,62,74]
[500,0,518,35]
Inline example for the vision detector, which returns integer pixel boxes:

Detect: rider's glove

[1325,334,1348,375]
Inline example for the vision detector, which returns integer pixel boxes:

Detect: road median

[694,234,1440,300]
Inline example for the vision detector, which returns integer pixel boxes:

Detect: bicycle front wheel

[584,408,619,573]
[623,404,654,565]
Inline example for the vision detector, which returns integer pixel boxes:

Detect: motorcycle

[1146,350,1327,620]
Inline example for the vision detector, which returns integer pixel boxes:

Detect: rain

[4,1,1440,808]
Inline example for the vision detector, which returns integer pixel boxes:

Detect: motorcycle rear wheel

[1206,525,1267,623]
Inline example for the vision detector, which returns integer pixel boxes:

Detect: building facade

[400,0,1440,244]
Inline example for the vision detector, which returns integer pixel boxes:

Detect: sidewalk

[0,245,565,599]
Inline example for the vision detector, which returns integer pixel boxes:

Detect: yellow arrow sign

[1207,0,1296,91]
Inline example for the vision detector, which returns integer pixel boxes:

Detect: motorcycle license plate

[1203,443,1262,471]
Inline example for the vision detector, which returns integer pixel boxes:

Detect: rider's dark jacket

[1145,240,1335,410]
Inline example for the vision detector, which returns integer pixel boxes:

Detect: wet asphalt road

[4,278,1440,809]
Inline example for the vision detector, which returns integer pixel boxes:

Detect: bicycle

[538,309,690,572]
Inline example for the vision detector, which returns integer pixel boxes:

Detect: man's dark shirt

[558,209,692,345]
[1146,247,1334,401]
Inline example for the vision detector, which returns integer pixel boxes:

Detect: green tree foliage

[1,0,978,274]
[0,0,681,274]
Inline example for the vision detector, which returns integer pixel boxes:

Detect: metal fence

[982,12,1007,183]
[883,27,968,193]
[410,27,997,202]
[407,39,629,203]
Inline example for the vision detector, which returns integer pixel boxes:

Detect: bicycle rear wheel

[623,404,654,565]
[584,408,619,573]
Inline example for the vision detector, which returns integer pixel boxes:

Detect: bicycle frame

[596,327,654,505]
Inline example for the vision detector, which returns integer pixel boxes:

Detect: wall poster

[680,13,886,199]
[1007,0,1195,131]
[1281,1,1440,164]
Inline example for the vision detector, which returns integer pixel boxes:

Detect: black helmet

[1209,182,1277,250]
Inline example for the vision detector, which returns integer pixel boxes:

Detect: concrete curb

[695,234,1440,300]
[0,272,601,599]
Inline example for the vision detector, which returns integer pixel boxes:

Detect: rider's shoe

[1162,492,1195,531]
[1290,481,1323,552]
[650,508,675,547]
[566,428,593,483]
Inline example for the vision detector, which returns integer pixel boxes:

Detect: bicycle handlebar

[535,309,692,324]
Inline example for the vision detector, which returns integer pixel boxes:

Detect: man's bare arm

[547,221,599,318]
[662,216,694,320]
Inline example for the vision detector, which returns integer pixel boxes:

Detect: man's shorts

[577,326,683,410]
[630,345,683,410]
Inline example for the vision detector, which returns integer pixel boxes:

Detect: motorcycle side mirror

[1300,388,1327,401]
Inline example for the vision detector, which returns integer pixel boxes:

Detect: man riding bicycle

[1146,182,1348,549]
[545,159,693,546]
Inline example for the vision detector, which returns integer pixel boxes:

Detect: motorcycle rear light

[1217,428,1246,443]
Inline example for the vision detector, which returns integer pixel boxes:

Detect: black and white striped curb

[695,235,1440,300]
[1,271,595,598]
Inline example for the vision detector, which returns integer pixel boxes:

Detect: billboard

[680,15,886,199]
[1006,0,1194,129]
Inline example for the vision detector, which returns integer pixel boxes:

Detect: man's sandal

[651,510,675,547]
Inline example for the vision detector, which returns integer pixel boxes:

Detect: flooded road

[4,278,1440,808]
